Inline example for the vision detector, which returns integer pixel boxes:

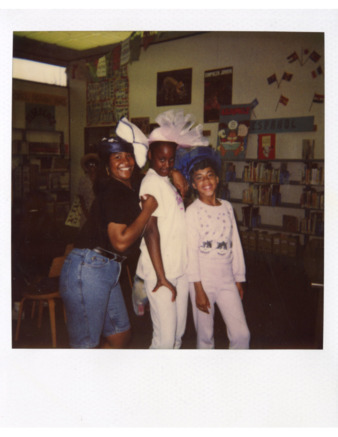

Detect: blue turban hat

[175,146,221,184]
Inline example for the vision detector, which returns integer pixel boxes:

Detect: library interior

[12,30,324,350]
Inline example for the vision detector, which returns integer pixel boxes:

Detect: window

[12,58,67,87]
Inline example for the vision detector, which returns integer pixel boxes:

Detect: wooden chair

[14,255,67,348]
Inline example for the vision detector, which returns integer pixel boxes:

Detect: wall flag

[275,95,289,111]
[309,93,324,111]
[311,66,323,79]
[267,72,293,88]
[286,49,322,66]
[250,98,259,118]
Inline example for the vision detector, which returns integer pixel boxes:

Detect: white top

[136,168,188,281]
[185,198,246,283]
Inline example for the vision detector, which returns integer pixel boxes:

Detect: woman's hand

[171,169,189,199]
[236,282,244,300]
[194,282,211,314]
[152,277,177,302]
[140,194,158,214]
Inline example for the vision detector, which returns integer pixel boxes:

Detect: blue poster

[217,104,251,160]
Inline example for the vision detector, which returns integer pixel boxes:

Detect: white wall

[128,31,324,159]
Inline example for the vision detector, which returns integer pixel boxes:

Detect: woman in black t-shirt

[59,119,157,349]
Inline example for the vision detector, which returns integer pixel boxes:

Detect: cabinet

[220,158,324,256]
[12,128,70,228]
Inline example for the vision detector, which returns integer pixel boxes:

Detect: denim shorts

[59,248,131,348]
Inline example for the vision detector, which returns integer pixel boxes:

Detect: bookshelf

[12,128,70,227]
[220,158,324,257]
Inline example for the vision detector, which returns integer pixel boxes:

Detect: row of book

[299,212,324,236]
[300,187,324,210]
[240,230,299,257]
[236,161,324,186]
[242,162,289,184]
[242,184,281,206]
[302,164,324,185]
[241,207,324,237]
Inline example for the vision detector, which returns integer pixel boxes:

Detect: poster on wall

[217,104,251,160]
[204,67,233,123]
[258,133,276,160]
[156,68,192,106]
[86,66,129,126]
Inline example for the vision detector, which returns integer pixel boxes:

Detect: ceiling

[13,31,203,67]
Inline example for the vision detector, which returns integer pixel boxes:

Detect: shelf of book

[12,127,70,227]
[221,157,324,254]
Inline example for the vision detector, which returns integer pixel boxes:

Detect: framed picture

[131,117,150,135]
[258,133,276,160]
[204,67,233,123]
[156,68,192,106]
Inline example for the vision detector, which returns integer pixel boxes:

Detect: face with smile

[192,166,219,201]
[149,142,177,177]
[108,151,135,186]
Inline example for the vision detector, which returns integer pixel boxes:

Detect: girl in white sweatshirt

[185,148,250,349]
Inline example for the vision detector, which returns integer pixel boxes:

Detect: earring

[106,167,110,176]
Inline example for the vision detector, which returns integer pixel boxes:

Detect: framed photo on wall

[157,68,192,106]
[204,67,233,123]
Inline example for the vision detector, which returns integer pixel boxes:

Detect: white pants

[145,274,189,349]
[189,280,250,349]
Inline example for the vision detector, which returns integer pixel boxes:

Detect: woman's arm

[107,194,157,254]
[143,216,177,302]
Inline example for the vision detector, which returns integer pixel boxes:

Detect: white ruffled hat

[148,110,209,148]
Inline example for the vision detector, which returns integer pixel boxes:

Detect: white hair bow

[115,117,149,168]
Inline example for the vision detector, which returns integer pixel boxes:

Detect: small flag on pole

[287,51,299,63]
[267,73,277,85]
[276,95,289,111]
[279,95,289,105]
[313,93,324,103]
[311,66,323,78]
[282,72,293,82]
[309,50,321,62]
[309,93,324,111]
[250,98,259,118]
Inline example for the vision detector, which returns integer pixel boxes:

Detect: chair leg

[31,301,36,319]
[15,299,26,342]
[38,301,44,328]
[48,298,57,348]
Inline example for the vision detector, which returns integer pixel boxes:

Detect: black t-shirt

[76,176,142,257]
